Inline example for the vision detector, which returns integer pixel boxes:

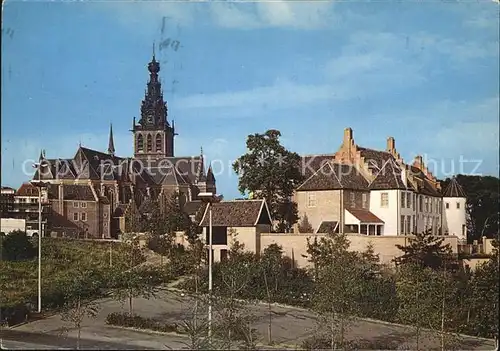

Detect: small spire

[152,41,156,59]
[200,146,203,156]
[39,149,44,161]
[108,123,115,156]
[207,163,215,182]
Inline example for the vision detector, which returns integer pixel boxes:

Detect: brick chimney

[386,137,395,153]
[343,127,353,146]
[413,155,424,170]
[334,127,358,164]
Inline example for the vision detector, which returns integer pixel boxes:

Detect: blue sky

[1,0,499,199]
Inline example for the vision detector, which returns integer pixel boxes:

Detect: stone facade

[295,190,341,233]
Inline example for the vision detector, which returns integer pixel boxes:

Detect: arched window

[155,134,162,152]
[137,134,144,152]
[147,134,153,152]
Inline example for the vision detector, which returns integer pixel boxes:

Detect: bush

[0,303,30,326]
[105,312,178,333]
[1,231,36,261]
[300,335,332,350]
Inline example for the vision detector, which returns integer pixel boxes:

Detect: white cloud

[175,79,339,113]
[209,1,336,30]
[100,0,336,30]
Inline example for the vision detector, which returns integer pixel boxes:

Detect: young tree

[394,263,461,351]
[109,266,159,315]
[307,233,362,350]
[232,129,305,232]
[394,229,453,270]
[57,270,101,350]
[109,240,155,315]
[213,240,257,349]
[297,214,314,233]
[260,243,285,345]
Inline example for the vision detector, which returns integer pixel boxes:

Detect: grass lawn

[0,238,147,309]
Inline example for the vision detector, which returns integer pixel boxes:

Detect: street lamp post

[31,162,47,314]
[198,192,222,341]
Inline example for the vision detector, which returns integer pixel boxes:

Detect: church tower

[132,48,176,159]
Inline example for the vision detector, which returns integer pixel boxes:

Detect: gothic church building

[32,53,216,239]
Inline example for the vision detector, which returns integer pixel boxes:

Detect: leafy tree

[441,175,500,241]
[298,213,314,233]
[466,241,499,340]
[356,244,398,322]
[0,230,36,261]
[124,199,144,233]
[144,199,168,237]
[162,191,193,238]
[233,129,305,232]
[394,229,453,270]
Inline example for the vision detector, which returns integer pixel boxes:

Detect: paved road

[8,289,496,350]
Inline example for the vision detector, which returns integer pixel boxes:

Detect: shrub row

[0,303,30,326]
[105,312,178,333]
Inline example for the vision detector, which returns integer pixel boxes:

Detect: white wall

[415,195,443,235]
[443,197,467,241]
[369,189,399,235]
[399,190,416,235]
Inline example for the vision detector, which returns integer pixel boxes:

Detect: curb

[105,324,186,338]
[9,311,56,329]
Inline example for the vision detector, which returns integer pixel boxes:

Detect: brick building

[0,186,15,217]
[32,51,216,238]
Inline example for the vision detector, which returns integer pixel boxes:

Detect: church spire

[108,123,115,156]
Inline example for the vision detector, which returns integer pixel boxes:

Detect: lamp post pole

[32,162,44,314]
[197,191,222,343]
[37,172,42,313]
[208,201,213,340]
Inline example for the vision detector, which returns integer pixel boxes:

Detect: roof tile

[199,200,270,227]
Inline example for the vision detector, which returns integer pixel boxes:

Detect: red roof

[16,183,39,196]
[347,209,384,223]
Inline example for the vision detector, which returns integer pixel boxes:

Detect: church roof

[442,177,466,198]
[46,184,97,201]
